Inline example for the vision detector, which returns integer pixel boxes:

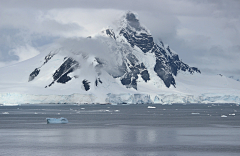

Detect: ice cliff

[0,93,240,104]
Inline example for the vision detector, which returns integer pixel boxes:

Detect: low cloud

[58,36,123,68]
[10,44,40,62]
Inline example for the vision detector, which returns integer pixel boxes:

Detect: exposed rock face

[116,12,200,88]
[51,58,79,84]
[82,79,90,91]
[29,68,40,82]
[120,53,150,89]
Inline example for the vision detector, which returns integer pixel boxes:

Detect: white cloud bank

[11,45,40,62]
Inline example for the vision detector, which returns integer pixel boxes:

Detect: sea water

[0,104,240,156]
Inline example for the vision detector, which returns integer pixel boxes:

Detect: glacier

[0,92,240,104]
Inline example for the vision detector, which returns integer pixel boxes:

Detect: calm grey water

[0,104,240,156]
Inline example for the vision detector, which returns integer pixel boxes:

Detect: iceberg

[3,103,20,106]
[147,106,156,109]
[46,117,68,124]
[221,115,227,118]
[191,113,200,115]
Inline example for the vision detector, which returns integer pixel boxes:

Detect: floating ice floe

[46,117,68,124]
[2,112,9,114]
[221,115,227,118]
[3,103,20,106]
[148,106,156,109]
[191,113,200,115]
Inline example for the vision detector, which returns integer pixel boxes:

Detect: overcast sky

[0,0,239,78]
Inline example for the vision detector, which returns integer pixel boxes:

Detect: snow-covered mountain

[29,12,200,90]
[0,11,240,104]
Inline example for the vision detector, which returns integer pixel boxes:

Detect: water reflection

[121,127,178,145]
[26,127,178,145]
[1,104,240,156]
[2,127,240,156]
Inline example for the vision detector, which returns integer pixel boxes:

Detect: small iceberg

[3,103,20,106]
[46,117,68,124]
[221,115,227,118]
[229,113,235,116]
[191,113,200,115]
[2,112,9,114]
[148,106,156,109]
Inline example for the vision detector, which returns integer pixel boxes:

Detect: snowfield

[0,55,240,104]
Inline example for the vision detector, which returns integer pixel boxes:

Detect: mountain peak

[125,11,138,22]
[125,12,141,31]
[118,11,143,32]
